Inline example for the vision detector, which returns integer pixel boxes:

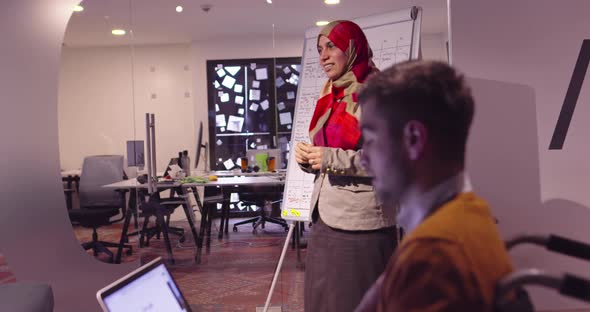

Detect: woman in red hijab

[295,20,397,312]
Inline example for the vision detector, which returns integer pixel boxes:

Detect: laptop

[96,257,191,312]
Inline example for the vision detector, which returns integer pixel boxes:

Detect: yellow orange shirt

[378,192,512,312]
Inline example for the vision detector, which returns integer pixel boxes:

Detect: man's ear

[403,121,427,161]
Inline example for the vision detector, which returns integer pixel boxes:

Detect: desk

[103,175,285,264]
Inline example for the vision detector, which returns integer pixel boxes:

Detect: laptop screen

[97,258,190,312]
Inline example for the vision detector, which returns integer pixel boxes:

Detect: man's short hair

[359,60,475,164]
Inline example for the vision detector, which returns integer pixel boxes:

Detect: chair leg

[157,212,175,265]
[233,217,260,226]
[263,216,288,229]
[181,203,200,253]
[140,215,151,247]
[116,208,134,263]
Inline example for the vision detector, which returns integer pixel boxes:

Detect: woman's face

[318,35,348,80]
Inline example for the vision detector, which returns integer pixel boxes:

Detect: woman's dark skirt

[304,216,397,312]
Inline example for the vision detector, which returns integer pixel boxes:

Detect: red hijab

[309,20,374,150]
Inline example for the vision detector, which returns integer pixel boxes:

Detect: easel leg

[263,223,295,312]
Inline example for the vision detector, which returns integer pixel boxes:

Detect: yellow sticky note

[282,210,288,217]
[290,209,300,217]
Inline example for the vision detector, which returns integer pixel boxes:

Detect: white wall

[58,32,445,220]
[421,32,448,61]
[450,0,590,310]
[59,44,195,173]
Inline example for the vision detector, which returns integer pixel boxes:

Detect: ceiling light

[316,21,330,27]
[73,5,84,12]
[324,0,340,4]
[266,0,272,3]
[111,29,126,36]
[176,5,183,12]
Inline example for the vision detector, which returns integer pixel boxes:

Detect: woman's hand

[295,142,311,165]
[295,142,324,170]
[306,145,324,170]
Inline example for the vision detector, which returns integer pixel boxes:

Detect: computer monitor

[195,121,206,169]
[96,257,191,312]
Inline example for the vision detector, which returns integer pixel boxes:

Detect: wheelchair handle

[561,274,590,302]
[507,234,590,261]
[497,270,590,306]
[547,235,590,261]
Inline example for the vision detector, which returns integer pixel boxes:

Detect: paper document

[225,66,241,76]
[279,112,292,125]
[255,68,268,80]
[249,89,261,101]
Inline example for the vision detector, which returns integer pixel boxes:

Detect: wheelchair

[495,234,590,311]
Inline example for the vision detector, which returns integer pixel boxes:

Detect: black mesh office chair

[68,155,132,263]
[232,191,288,233]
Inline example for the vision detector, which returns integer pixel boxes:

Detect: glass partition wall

[59,0,302,310]
[58,0,449,310]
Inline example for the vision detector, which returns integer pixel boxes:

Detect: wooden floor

[2,216,589,311]
[73,217,306,311]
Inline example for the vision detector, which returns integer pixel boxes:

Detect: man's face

[361,97,411,208]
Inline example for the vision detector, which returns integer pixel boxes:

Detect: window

[207,57,301,171]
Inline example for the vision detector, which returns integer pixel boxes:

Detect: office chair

[232,191,288,233]
[494,234,590,311]
[137,188,186,248]
[68,155,132,263]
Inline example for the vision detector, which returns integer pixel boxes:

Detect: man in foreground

[355,60,512,311]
